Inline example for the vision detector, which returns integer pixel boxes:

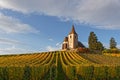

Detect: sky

[0,0,120,54]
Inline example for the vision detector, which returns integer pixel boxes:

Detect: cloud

[0,0,120,30]
[46,42,62,51]
[0,45,41,55]
[48,38,53,41]
[0,38,25,45]
[56,42,62,47]
[0,46,26,54]
[46,46,59,51]
[0,38,31,55]
[0,13,39,33]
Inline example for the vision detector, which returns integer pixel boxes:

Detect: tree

[97,41,104,51]
[110,37,117,49]
[88,32,98,50]
[88,32,104,51]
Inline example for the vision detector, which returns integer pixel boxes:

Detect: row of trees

[88,32,117,53]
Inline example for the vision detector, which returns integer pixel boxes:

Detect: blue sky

[0,0,120,54]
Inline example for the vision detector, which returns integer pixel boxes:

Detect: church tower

[62,25,85,50]
[68,25,78,49]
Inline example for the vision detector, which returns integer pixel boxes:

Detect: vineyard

[0,51,120,80]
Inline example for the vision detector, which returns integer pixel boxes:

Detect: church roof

[69,25,77,35]
[64,37,68,42]
[78,41,85,48]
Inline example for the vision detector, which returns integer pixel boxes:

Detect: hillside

[0,51,120,80]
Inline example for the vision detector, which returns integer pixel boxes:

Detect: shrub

[77,48,89,53]
[103,48,120,53]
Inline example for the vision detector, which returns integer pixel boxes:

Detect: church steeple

[69,25,77,35]
[68,25,78,49]
[62,25,85,50]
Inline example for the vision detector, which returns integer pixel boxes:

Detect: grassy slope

[0,51,120,79]
[0,51,120,66]
[79,53,120,65]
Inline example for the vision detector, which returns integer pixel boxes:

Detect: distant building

[62,25,85,50]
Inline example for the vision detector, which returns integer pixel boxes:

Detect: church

[62,25,85,50]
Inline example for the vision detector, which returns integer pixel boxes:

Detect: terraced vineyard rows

[0,51,120,80]
[79,53,120,65]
